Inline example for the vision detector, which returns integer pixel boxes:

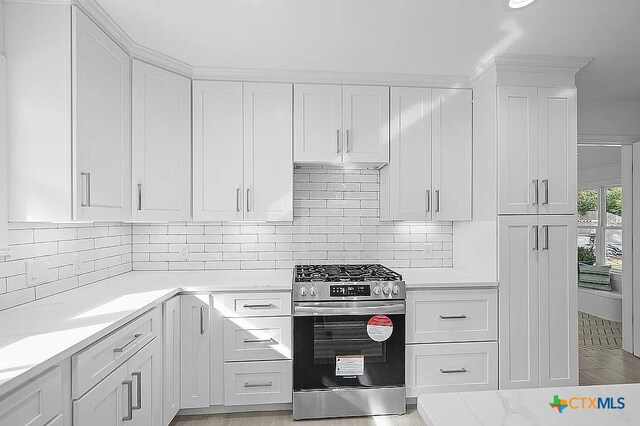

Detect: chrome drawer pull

[132,371,142,410]
[200,306,205,335]
[244,381,273,388]
[439,314,467,320]
[243,303,273,309]
[243,338,275,344]
[114,334,143,353]
[440,368,467,374]
[122,379,133,421]
[533,179,539,205]
[542,179,549,205]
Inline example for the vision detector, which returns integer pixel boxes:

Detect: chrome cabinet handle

[132,372,142,410]
[542,179,549,205]
[236,188,241,212]
[533,225,539,251]
[122,379,133,421]
[81,172,91,207]
[243,338,275,344]
[114,334,143,353]
[533,179,539,205]
[137,184,142,211]
[435,190,440,213]
[243,303,273,309]
[439,314,467,320]
[346,129,350,153]
[440,368,467,374]
[246,189,250,212]
[244,381,273,388]
[426,190,431,213]
[543,225,549,250]
[336,129,341,153]
[200,306,205,335]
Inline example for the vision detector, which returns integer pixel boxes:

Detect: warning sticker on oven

[367,315,393,342]
[336,355,365,376]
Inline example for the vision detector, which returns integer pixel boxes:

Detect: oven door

[293,301,405,391]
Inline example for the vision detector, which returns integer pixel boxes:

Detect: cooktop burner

[295,264,402,283]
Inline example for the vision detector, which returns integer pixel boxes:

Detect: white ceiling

[97,0,640,100]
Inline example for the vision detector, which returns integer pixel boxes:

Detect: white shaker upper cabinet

[432,89,472,221]
[497,87,538,215]
[381,87,433,221]
[538,215,578,388]
[342,85,390,163]
[74,8,131,221]
[132,60,191,221]
[244,83,293,222]
[537,88,577,215]
[192,81,244,222]
[294,84,342,163]
[498,215,540,389]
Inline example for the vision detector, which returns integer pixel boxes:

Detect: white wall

[578,98,640,137]
[0,0,7,251]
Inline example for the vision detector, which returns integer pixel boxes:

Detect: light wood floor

[172,406,423,426]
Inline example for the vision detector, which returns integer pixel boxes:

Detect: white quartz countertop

[418,384,639,425]
[0,266,494,397]
[0,269,292,396]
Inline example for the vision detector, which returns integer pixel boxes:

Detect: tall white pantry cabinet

[468,58,583,391]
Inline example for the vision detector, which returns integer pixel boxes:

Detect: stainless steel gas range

[292,264,406,420]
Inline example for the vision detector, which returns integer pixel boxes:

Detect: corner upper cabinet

[294,84,389,165]
[497,86,576,215]
[6,3,131,221]
[131,60,191,221]
[193,81,293,222]
[381,87,471,222]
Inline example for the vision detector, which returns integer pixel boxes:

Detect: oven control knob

[392,285,400,294]
[299,287,307,296]
[309,287,317,296]
[382,286,391,295]
[373,286,381,295]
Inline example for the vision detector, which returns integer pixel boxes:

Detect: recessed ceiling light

[505,0,537,9]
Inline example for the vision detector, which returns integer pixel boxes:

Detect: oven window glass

[294,314,405,390]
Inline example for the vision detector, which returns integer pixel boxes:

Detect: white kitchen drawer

[407,289,497,343]
[0,366,64,426]
[224,360,292,406]
[406,342,497,397]
[215,292,291,317]
[224,316,292,361]
[72,307,161,399]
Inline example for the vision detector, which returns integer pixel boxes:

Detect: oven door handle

[293,302,405,316]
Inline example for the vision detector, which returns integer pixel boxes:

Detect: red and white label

[367,315,393,342]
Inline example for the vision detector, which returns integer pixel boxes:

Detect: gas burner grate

[295,264,402,283]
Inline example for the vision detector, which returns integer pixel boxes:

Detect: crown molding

[192,66,469,88]
[578,134,640,146]
[469,54,592,88]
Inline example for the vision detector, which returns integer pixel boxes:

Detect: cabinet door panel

[128,339,162,426]
[432,89,472,221]
[342,85,390,163]
[180,295,210,408]
[539,216,578,387]
[73,362,128,426]
[132,60,191,221]
[163,297,181,424]
[74,8,130,220]
[192,81,244,221]
[294,84,342,163]
[498,87,538,215]
[498,215,539,389]
[538,88,577,215]
[244,83,293,221]
[384,87,432,221]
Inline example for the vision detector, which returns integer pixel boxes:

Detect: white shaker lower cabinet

[180,294,211,408]
[131,60,191,221]
[0,365,67,426]
[498,215,577,389]
[74,362,130,426]
[406,342,497,397]
[224,361,293,406]
[163,296,181,424]
[126,338,163,426]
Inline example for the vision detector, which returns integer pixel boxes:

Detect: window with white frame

[577,186,622,271]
